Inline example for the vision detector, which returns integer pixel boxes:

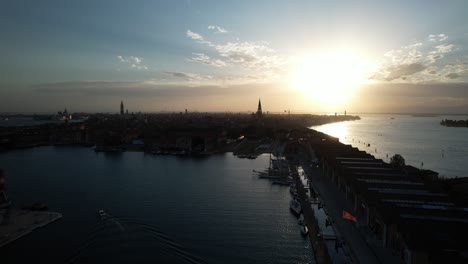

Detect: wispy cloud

[185,29,289,82]
[371,33,467,83]
[432,44,454,54]
[445,72,459,79]
[188,53,227,67]
[383,63,427,81]
[186,30,204,41]
[428,34,448,42]
[163,71,209,81]
[117,55,149,70]
[208,25,228,34]
[186,30,213,46]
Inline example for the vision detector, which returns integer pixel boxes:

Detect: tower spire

[256,98,263,117]
[120,100,124,115]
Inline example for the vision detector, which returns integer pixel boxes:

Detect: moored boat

[298,214,304,225]
[97,209,108,220]
[300,224,308,235]
[289,199,302,217]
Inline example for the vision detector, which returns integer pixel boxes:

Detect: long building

[304,130,468,264]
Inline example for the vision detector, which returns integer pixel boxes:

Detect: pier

[0,208,62,248]
[289,162,333,264]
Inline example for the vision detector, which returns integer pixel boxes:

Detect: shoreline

[0,208,62,248]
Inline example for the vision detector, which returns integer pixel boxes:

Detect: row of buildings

[303,131,468,263]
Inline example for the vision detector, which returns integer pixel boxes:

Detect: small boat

[298,214,304,225]
[289,185,297,194]
[289,199,302,217]
[300,224,308,235]
[97,209,108,220]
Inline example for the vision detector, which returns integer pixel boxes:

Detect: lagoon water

[0,118,83,127]
[312,114,468,178]
[0,147,313,264]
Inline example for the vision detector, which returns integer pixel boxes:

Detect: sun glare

[288,51,371,107]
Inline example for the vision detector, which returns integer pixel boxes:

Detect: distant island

[440,119,468,127]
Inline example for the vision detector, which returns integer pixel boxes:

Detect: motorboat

[298,214,304,225]
[97,209,108,220]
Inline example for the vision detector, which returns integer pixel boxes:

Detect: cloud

[188,53,227,67]
[371,33,466,83]
[439,63,468,79]
[432,44,454,54]
[186,30,213,46]
[117,55,142,64]
[117,55,148,70]
[445,73,460,79]
[186,29,289,80]
[383,63,427,81]
[428,34,448,42]
[163,71,202,80]
[427,54,443,63]
[208,25,228,34]
[186,30,204,41]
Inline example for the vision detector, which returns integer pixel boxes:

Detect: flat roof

[381,199,454,206]
[368,188,448,197]
[395,203,468,212]
[353,172,405,177]
[336,157,376,161]
[400,214,468,224]
[346,167,393,171]
[340,161,384,165]
[357,179,424,186]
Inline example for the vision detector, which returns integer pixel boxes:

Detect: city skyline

[1,0,468,113]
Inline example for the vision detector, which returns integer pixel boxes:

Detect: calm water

[0,147,313,264]
[312,114,468,178]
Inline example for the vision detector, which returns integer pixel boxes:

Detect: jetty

[289,162,333,264]
[0,208,62,248]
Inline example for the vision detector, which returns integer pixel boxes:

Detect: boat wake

[65,215,206,264]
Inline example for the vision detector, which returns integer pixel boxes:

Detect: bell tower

[256,99,262,117]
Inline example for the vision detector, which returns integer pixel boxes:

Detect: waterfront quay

[0,208,62,248]
[288,129,468,264]
[289,163,332,264]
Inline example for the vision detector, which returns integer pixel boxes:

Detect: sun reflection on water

[313,122,348,142]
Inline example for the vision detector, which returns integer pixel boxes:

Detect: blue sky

[1,0,468,113]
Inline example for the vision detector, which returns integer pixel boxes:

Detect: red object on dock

[342,210,357,222]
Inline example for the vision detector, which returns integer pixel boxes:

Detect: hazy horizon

[1,0,468,113]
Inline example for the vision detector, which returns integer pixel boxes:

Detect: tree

[390,154,405,168]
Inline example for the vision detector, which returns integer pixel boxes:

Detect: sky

[1,0,468,114]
